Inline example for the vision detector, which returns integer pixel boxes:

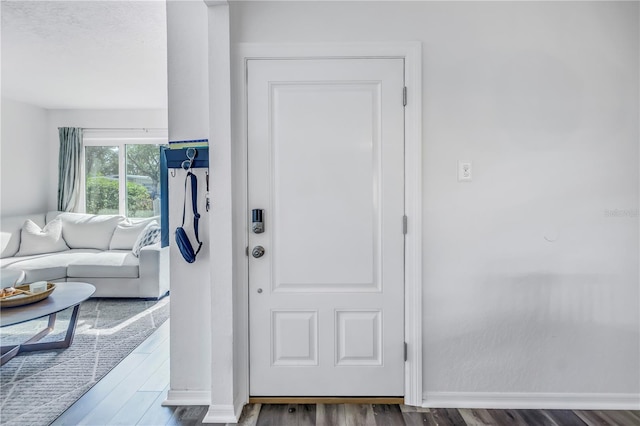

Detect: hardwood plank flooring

[574,410,612,426]
[515,409,555,425]
[544,409,588,425]
[484,409,528,425]
[136,386,177,426]
[255,403,291,426]
[598,410,640,425]
[401,410,432,426]
[237,403,261,426]
[316,403,346,425]
[52,320,640,425]
[108,391,162,426]
[458,408,497,425]
[344,404,375,426]
[372,404,405,426]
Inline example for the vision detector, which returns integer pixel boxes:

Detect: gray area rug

[0,297,170,426]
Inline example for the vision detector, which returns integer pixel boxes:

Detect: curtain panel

[57,127,83,212]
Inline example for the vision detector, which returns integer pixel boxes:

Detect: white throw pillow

[132,223,161,257]
[1,214,46,258]
[57,213,124,250]
[16,219,69,256]
[109,218,159,250]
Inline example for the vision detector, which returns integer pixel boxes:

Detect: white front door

[248,58,405,396]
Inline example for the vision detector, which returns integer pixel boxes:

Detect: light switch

[458,161,472,182]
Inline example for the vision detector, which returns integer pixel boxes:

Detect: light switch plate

[458,160,472,181]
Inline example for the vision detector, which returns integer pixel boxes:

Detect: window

[82,130,167,218]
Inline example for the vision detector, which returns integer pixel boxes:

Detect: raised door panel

[272,83,380,293]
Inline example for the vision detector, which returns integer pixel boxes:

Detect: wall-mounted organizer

[160,145,209,247]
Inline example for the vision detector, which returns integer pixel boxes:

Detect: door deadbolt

[252,246,265,258]
[252,209,264,234]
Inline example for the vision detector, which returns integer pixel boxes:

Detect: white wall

[165,0,212,404]
[1,98,50,216]
[165,2,245,416]
[229,0,639,404]
[167,0,209,140]
[47,108,168,212]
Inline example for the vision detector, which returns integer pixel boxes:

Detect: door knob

[252,246,265,258]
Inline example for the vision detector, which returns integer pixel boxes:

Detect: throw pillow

[16,219,69,256]
[132,222,161,257]
[57,213,124,250]
[109,217,159,250]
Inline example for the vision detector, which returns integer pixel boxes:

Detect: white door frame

[232,42,423,407]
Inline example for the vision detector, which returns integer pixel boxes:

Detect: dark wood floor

[52,320,640,425]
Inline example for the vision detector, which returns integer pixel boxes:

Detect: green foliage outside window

[126,181,154,217]
[84,143,161,218]
[126,145,160,190]
[85,147,118,177]
[86,177,152,216]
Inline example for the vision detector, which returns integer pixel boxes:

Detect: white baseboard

[423,392,640,410]
[202,403,244,423]
[162,390,211,406]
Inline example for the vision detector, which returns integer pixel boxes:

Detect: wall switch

[458,161,472,181]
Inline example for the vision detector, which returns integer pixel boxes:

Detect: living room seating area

[1,211,168,299]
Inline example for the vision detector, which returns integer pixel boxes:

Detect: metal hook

[181,147,197,170]
[186,147,197,160]
[170,169,176,177]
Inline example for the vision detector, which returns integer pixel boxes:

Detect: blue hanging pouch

[176,171,202,263]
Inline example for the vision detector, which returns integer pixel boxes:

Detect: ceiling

[1,0,168,110]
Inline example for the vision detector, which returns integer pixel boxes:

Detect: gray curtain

[57,127,83,212]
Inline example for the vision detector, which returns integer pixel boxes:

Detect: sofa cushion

[132,223,161,257]
[67,251,139,278]
[56,213,124,250]
[1,214,46,258]
[109,217,159,250]
[45,211,62,223]
[1,250,100,282]
[16,219,69,256]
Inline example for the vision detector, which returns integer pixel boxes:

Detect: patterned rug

[0,296,170,426]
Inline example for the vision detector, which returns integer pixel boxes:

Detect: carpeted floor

[0,296,170,426]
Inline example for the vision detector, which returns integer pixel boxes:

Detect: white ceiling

[1,0,168,109]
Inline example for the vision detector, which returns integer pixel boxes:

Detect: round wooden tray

[0,283,56,308]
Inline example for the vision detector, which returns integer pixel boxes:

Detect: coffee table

[0,282,95,366]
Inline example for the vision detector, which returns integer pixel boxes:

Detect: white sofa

[0,211,169,299]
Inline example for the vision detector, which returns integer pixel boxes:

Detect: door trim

[233,42,423,407]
